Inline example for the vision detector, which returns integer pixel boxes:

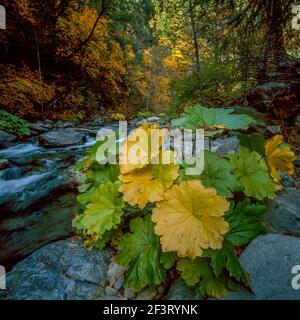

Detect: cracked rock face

[1,240,113,300]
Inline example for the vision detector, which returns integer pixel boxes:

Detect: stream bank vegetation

[0,0,299,299]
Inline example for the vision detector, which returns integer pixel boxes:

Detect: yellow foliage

[56,8,128,104]
[119,123,178,209]
[0,65,55,118]
[119,158,179,209]
[119,123,165,175]
[111,113,126,121]
[152,180,230,259]
[164,49,190,73]
[265,135,296,187]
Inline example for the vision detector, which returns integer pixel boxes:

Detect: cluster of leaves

[172,105,258,131]
[74,108,295,298]
[0,109,30,136]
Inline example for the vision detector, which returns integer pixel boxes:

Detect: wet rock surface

[0,130,16,148]
[1,240,114,300]
[38,128,86,148]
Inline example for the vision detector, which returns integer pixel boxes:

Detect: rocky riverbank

[1,118,299,300]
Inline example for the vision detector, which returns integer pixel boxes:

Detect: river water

[0,129,101,270]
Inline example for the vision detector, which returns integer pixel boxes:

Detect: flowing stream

[0,127,103,270]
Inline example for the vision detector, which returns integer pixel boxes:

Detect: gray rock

[0,159,10,170]
[280,174,296,188]
[44,119,54,125]
[267,126,281,135]
[0,130,16,148]
[240,234,300,300]
[136,116,160,126]
[264,188,300,237]
[38,129,86,148]
[107,261,125,280]
[30,121,54,133]
[123,287,136,299]
[219,288,255,300]
[105,287,119,296]
[213,136,240,156]
[2,240,113,300]
[136,288,157,300]
[113,275,124,290]
[62,122,75,129]
[167,279,201,300]
[55,121,65,128]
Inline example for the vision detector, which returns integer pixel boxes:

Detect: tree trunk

[188,0,201,77]
[257,0,287,81]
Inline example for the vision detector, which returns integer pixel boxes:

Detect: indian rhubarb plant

[73,106,296,298]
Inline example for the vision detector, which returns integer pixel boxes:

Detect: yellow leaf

[152,180,230,259]
[119,151,179,209]
[265,135,296,187]
[119,123,167,174]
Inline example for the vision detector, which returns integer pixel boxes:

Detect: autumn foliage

[0,0,139,120]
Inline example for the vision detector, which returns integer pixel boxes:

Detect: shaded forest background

[0,0,299,123]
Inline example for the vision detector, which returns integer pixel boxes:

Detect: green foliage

[116,216,166,291]
[181,151,241,197]
[77,181,125,238]
[177,258,227,298]
[77,162,120,206]
[73,103,294,299]
[237,133,266,157]
[230,106,266,127]
[203,240,249,285]
[137,111,155,118]
[225,200,267,247]
[172,106,257,130]
[0,109,30,136]
[160,252,178,270]
[228,148,276,200]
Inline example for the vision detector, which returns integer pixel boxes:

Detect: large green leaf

[203,240,249,285]
[79,181,125,237]
[77,163,120,206]
[228,148,276,200]
[230,106,266,127]
[196,151,241,196]
[172,106,256,130]
[177,258,227,298]
[117,216,165,291]
[237,133,266,157]
[225,199,267,246]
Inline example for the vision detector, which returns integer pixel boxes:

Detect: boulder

[0,159,10,170]
[2,240,114,300]
[136,116,160,126]
[280,174,296,188]
[38,129,86,148]
[213,136,240,156]
[219,288,255,300]
[30,121,54,133]
[167,279,201,300]
[240,234,300,300]
[264,188,300,237]
[0,130,16,148]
